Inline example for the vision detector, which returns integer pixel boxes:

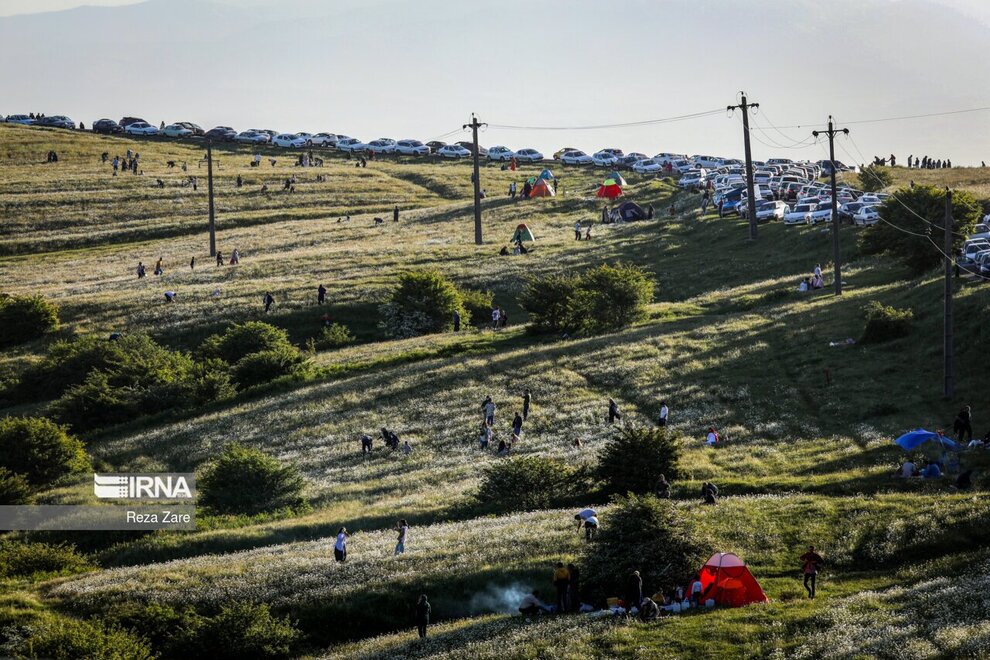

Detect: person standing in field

[415,595,430,638]
[523,389,532,420]
[658,401,669,427]
[575,221,582,240]
[553,562,571,613]
[334,527,349,562]
[608,398,621,424]
[395,519,408,555]
[216,251,224,266]
[482,396,496,425]
[317,284,327,304]
[453,310,460,332]
[393,205,400,222]
[263,292,275,313]
[189,256,195,270]
[800,546,824,598]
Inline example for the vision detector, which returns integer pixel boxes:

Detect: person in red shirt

[800,545,824,598]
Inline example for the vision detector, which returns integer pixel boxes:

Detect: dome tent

[530,178,555,197]
[596,178,622,200]
[605,171,627,186]
[511,223,535,242]
[697,552,768,608]
[538,168,555,180]
[617,201,647,221]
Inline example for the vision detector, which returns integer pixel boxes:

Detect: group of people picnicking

[798,263,826,292]
[894,405,985,490]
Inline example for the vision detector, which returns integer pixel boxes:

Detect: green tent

[511,223,536,242]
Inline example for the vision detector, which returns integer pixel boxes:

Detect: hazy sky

[2,0,989,165]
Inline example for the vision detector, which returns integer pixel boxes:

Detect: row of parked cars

[959,221,990,278]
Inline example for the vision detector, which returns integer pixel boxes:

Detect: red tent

[698,552,768,608]
[530,178,555,197]
[596,178,622,200]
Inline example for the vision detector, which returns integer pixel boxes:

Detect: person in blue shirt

[922,461,942,479]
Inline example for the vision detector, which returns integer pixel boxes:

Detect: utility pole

[206,140,217,257]
[943,187,954,398]
[727,92,759,240]
[812,116,849,295]
[463,113,486,245]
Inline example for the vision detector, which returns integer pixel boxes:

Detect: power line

[765,104,990,129]
[487,108,724,131]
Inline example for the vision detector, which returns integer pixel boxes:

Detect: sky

[1,0,989,165]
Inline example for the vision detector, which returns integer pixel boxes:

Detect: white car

[755,200,789,222]
[437,144,471,158]
[396,139,429,156]
[161,123,193,138]
[678,170,706,188]
[235,130,270,145]
[514,148,543,162]
[5,114,34,125]
[592,150,619,167]
[273,133,308,148]
[365,138,397,154]
[559,150,593,165]
[783,203,815,225]
[631,159,662,174]
[670,159,694,173]
[123,121,158,136]
[808,202,835,225]
[652,153,687,166]
[853,206,881,226]
[335,137,366,153]
[487,146,515,161]
[308,133,337,147]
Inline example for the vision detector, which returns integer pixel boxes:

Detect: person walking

[395,519,409,555]
[453,310,461,332]
[574,221,582,240]
[799,546,824,598]
[658,401,669,427]
[522,389,532,420]
[136,262,146,278]
[334,527,349,562]
[954,406,973,442]
[607,398,621,424]
[263,292,275,313]
[415,595,431,638]
[393,205,400,222]
[553,562,571,613]
[482,396,496,425]
[317,284,327,305]
[189,256,195,270]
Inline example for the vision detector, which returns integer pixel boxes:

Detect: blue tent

[538,168,555,181]
[894,429,960,451]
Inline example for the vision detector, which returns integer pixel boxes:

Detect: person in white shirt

[658,401,669,427]
[334,527,349,562]
[491,308,500,330]
[814,263,822,279]
[402,440,412,455]
[689,575,704,606]
[395,520,408,555]
[574,508,596,528]
[798,278,809,292]
[705,428,718,446]
[574,221,582,240]
[518,591,550,616]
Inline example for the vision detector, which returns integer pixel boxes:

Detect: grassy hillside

[2,124,990,658]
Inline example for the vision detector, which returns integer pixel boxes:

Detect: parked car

[592,150,619,167]
[559,150,593,165]
[5,114,35,125]
[678,170,707,189]
[755,200,789,222]
[204,126,237,141]
[395,139,429,156]
[336,137,366,153]
[365,138,397,155]
[514,148,543,162]
[488,146,515,162]
[92,118,122,134]
[425,141,447,153]
[438,144,472,158]
[273,133,308,148]
[670,159,694,173]
[456,141,487,157]
[554,147,579,159]
[234,130,270,145]
[967,223,990,241]
[853,206,881,226]
[601,147,624,157]
[178,122,205,136]
[960,240,990,265]
[808,202,835,225]
[631,159,662,174]
[38,115,75,129]
[309,133,337,147]
[161,123,193,138]
[618,153,649,168]
[839,201,867,222]
[784,203,815,225]
[123,121,158,136]
[119,117,147,128]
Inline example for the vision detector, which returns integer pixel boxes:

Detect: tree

[379,270,465,338]
[476,456,586,512]
[519,273,577,334]
[857,164,893,193]
[595,426,681,495]
[580,494,708,601]
[861,301,913,343]
[0,294,60,347]
[198,443,307,515]
[0,416,89,487]
[859,186,981,274]
[199,322,296,365]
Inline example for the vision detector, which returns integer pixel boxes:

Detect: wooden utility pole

[206,140,217,257]
[944,187,955,398]
[463,113,486,245]
[727,92,759,240]
[812,116,849,295]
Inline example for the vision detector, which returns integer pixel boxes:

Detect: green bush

[861,300,913,344]
[857,164,893,192]
[477,456,585,512]
[0,540,90,579]
[458,288,494,326]
[379,270,465,338]
[595,426,681,496]
[0,417,89,487]
[0,468,32,505]
[231,346,309,389]
[190,602,300,659]
[198,443,308,515]
[314,322,356,349]
[520,264,654,335]
[106,602,202,658]
[185,358,238,404]
[0,614,154,660]
[16,335,144,402]
[580,494,708,602]
[0,294,60,347]
[200,321,296,365]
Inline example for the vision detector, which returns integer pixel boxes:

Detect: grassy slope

[3,125,990,657]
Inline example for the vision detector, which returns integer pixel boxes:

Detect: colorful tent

[530,178,555,197]
[511,223,535,242]
[605,171,628,186]
[894,429,960,451]
[617,201,647,221]
[525,176,538,185]
[596,178,623,200]
[538,168,555,180]
[698,553,768,608]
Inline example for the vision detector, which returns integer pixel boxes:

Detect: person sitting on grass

[656,474,671,499]
[896,458,916,477]
[701,481,719,504]
[497,438,510,456]
[798,277,810,292]
[638,596,661,621]
[922,460,942,479]
[705,427,719,446]
[518,590,551,617]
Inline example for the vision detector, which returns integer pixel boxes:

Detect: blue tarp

[894,429,960,451]
[538,168,555,180]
